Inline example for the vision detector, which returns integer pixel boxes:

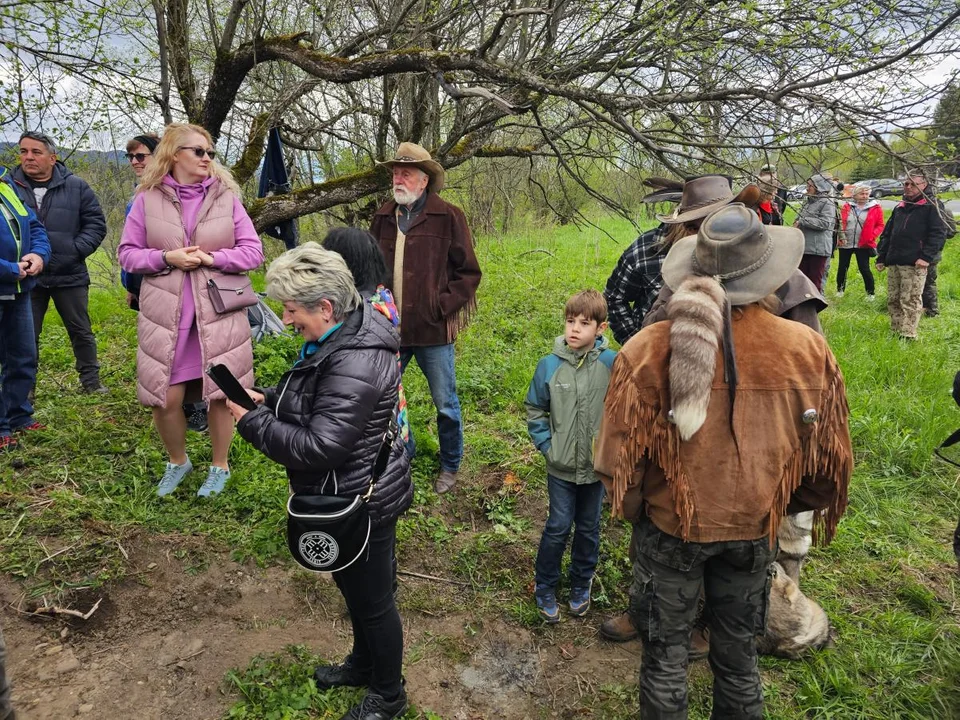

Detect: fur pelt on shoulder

[666,276,725,440]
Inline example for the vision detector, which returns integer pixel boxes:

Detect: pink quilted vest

[136,182,254,407]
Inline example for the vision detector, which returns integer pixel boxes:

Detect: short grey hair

[265,242,362,319]
[19,130,56,154]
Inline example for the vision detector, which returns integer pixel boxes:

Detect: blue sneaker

[197,466,230,497]
[157,458,193,497]
[569,585,592,617]
[536,592,560,624]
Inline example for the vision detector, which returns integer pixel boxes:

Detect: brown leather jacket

[594,305,852,545]
[371,192,482,347]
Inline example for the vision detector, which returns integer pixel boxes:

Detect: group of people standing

[0,129,950,720]
[794,168,951,339]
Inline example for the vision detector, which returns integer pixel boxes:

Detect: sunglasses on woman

[178,146,216,160]
[125,152,151,162]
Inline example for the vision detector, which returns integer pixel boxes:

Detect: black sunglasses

[125,152,152,162]
[178,146,216,160]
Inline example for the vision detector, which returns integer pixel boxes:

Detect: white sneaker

[836,291,844,298]
[866,295,876,301]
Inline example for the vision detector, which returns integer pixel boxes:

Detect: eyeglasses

[178,146,216,160]
[125,152,151,162]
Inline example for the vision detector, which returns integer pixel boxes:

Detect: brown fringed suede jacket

[594,305,852,545]
[372,192,481,347]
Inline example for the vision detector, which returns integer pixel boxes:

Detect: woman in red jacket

[837,184,885,299]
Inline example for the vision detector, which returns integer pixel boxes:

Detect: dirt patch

[2,536,640,719]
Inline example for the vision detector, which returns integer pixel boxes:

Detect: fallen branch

[165,648,205,665]
[31,597,102,621]
[397,570,470,587]
[516,248,555,258]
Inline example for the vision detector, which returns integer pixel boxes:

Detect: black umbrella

[257,127,299,249]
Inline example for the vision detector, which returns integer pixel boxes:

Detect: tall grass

[0,209,958,718]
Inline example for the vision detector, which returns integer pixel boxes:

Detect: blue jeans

[399,344,462,472]
[0,293,38,436]
[535,475,605,593]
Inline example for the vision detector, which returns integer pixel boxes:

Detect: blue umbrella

[257,127,299,249]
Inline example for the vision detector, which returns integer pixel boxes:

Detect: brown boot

[434,470,458,494]
[599,612,638,642]
[689,626,709,661]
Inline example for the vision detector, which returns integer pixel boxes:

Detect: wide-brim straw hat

[377,142,446,193]
[661,203,804,305]
[657,175,760,224]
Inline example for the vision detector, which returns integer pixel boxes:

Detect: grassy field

[1,210,959,718]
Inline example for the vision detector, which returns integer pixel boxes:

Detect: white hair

[265,242,362,319]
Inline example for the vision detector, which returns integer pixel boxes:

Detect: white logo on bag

[299,531,340,568]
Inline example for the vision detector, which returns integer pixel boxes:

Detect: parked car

[786,183,807,200]
[858,178,902,198]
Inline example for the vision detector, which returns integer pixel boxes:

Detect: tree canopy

[2,0,959,228]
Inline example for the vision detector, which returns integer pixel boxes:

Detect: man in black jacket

[876,170,948,340]
[11,131,107,393]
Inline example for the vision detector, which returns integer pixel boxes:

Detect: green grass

[1,212,959,718]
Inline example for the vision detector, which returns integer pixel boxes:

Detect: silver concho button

[667,409,676,424]
[802,409,818,424]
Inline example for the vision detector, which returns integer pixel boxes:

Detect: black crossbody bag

[286,418,397,572]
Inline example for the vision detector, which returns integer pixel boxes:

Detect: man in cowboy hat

[604,175,757,345]
[595,203,852,719]
[371,142,482,494]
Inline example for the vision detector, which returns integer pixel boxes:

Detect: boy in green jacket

[525,290,617,622]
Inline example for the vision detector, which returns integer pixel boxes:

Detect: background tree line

[0,0,958,240]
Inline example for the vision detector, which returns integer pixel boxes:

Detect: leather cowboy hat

[657,175,760,224]
[661,203,803,305]
[378,142,445,193]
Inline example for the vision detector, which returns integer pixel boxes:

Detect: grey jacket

[797,174,837,257]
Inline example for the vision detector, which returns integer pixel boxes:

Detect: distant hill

[0,141,124,168]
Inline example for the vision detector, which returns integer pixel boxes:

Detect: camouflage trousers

[886,265,927,339]
[0,622,12,720]
[629,517,776,720]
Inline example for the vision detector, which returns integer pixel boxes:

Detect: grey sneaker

[197,466,230,497]
[81,382,109,394]
[434,470,458,494]
[157,458,193,497]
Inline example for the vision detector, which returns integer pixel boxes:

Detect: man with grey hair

[9,131,107,393]
[371,142,482,495]
[876,170,948,339]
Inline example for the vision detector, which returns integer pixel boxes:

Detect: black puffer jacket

[10,163,106,288]
[237,301,412,526]
[877,193,948,266]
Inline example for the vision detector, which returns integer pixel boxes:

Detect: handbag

[286,419,397,572]
[207,273,257,314]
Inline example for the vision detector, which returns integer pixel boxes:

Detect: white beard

[393,186,421,206]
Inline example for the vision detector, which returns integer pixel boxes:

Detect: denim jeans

[535,475,605,593]
[0,294,38,436]
[399,344,462,472]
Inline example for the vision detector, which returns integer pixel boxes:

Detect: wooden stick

[31,597,102,621]
[396,570,470,587]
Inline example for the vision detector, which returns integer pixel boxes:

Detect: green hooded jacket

[525,335,617,484]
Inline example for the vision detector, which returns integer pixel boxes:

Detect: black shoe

[339,690,408,720]
[81,382,109,394]
[313,660,372,691]
[184,402,209,432]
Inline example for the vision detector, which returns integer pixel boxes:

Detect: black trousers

[31,285,100,387]
[836,248,875,295]
[922,262,939,313]
[333,519,404,699]
[0,622,12,720]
